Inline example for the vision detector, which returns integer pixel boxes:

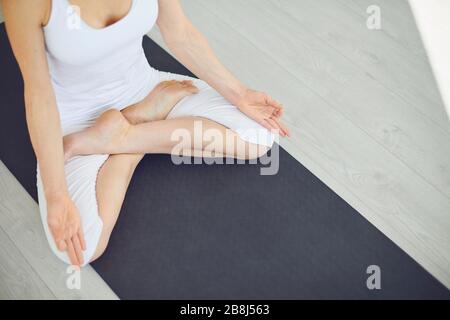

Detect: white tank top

[43,0,159,132]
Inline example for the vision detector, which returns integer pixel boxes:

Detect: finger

[181,80,194,86]
[261,119,279,134]
[53,229,66,251]
[58,240,67,251]
[259,119,274,132]
[271,117,291,137]
[264,94,284,110]
[165,80,178,89]
[261,106,277,119]
[159,80,173,89]
[273,107,284,118]
[48,218,63,245]
[67,224,77,240]
[78,227,87,251]
[269,117,289,137]
[52,229,63,250]
[187,85,199,94]
[180,80,195,90]
[66,239,80,266]
[266,118,284,136]
[72,235,84,266]
[266,118,285,136]
[179,80,198,93]
[274,118,291,137]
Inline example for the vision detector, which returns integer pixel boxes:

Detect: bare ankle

[121,103,144,125]
[63,134,77,161]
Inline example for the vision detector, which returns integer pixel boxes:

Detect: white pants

[37,69,275,266]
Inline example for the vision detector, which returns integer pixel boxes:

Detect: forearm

[164,22,246,105]
[25,88,68,200]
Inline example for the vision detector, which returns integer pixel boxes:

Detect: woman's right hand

[46,194,86,266]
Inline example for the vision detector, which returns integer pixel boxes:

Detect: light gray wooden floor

[0,0,449,299]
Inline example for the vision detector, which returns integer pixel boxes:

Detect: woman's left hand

[235,88,290,137]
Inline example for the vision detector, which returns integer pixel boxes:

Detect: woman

[2,0,289,267]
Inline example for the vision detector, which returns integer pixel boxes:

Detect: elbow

[161,21,200,49]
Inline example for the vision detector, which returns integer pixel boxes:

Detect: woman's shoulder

[1,0,51,27]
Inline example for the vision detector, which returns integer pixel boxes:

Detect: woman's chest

[44,0,159,66]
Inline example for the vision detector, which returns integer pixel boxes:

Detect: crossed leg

[77,81,271,262]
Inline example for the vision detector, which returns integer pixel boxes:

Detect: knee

[90,238,109,263]
[246,144,270,160]
[128,154,144,171]
[89,226,112,263]
[122,154,144,176]
[108,153,144,183]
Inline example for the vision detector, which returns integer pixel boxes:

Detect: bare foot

[64,109,130,161]
[124,80,199,124]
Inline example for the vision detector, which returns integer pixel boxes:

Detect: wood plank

[339,0,427,58]
[0,226,55,300]
[271,0,449,134]
[0,161,118,300]
[149,0,450,288]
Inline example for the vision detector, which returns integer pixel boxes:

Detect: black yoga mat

[1,23,449,299]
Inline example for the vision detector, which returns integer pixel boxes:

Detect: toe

[187,85,199,94]
[158,80,174,90]
[181,80,193,86]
